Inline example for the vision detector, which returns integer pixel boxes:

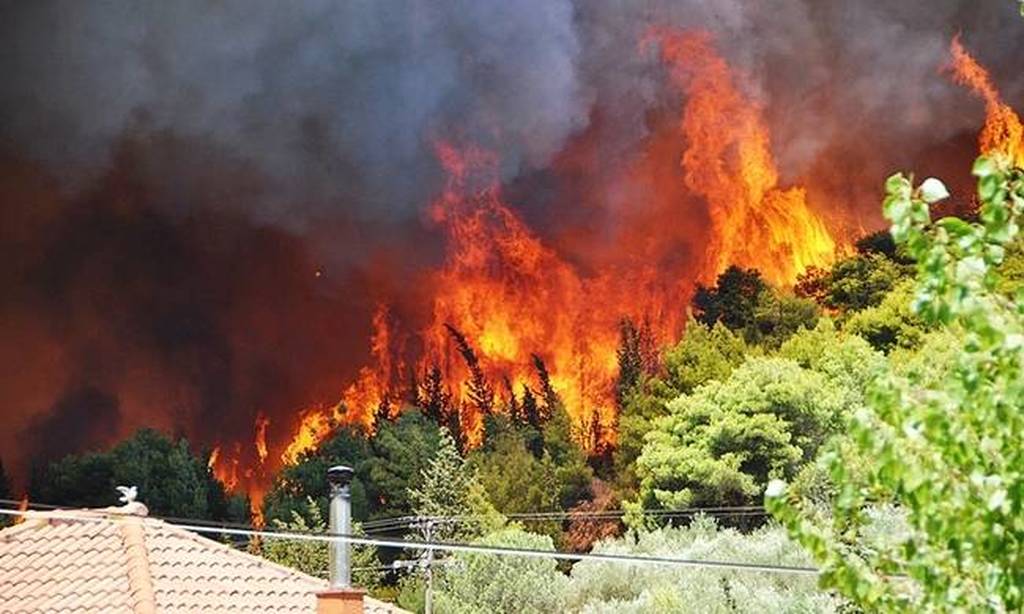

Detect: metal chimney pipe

[326,465,354,588]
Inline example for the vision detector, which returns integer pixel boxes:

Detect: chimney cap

[326,465,355,489]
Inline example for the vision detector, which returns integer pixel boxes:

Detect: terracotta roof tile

[0,507,410,613]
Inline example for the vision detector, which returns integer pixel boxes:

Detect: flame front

[650,29,839,286]
[949,36,1024,167]
[269,29,846,467]
[220,28,860,510]
[423,141,623,446]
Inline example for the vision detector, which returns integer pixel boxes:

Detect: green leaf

[972,156,997,178]
[937,217,972,238]
[979,174,1001,202]
[885,173,908,194]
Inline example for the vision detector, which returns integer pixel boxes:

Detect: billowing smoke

[0,0,586,225]
[0,0,1021,485]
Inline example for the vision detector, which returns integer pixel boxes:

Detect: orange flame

[13,495,28,525]
[210,444,241,491]
[422,140,621,446]
[280,406,335,466]
[209,430,270,526]
[648,29,839,286]
[949,36,1024,167]
[254,413,270,465]
[266,28,847,484]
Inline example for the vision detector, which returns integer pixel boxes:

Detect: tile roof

[0,505,407,614]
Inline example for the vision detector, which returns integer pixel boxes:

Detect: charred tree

[615,316,660,409]
[531,353,560,422]
[445,323,494,416]
[419,365,452,427]
[503,375,522,424]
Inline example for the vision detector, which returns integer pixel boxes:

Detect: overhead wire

[0,505,820,577]
[360,505,769,531]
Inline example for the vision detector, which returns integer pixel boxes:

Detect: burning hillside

[1,2,1022,518]
[249,31,844,480]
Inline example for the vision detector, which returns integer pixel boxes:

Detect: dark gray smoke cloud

[1,0,1022,481]
[0,0,586,227]
[574,0,1023,182]
[1,0,1021,229]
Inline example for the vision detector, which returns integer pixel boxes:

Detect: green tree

[409,428,501,542]
[612,380,676,497]
[540,401,593,508]
[854,229,903,260]
[768,158,1024,611]
[844,279,930,352]
[262,425,373,525]
[29,429,242,521]
[825,253,908,312]
[471,430,563,540]
[663,318,749,395]
[633,357,844,513]
[748,289,820,349]
[433,527,569,614]
[614,320,753,493]
[566,515,837,613]
[996,235,1024,295]
[615,317,660,407]
[777,319,886,411]
[693,266,766,331]
[260,497,383,590]
[263,411,442,527]
[362,411,443,521]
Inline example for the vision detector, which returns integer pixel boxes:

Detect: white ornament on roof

[116,485,138,504]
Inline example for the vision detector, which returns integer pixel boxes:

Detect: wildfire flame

[648,29,839,286]
[269,29,848,469]
[254,413,270,464]
[949,36,1024,167]
[214,27,855,511]
[279,406,335,466]
[421,141,628,446]
[13,495,28,525]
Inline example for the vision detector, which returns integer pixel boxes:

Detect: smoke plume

[0,0,1021,485]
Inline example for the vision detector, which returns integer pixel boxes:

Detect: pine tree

[408,428,495,541]
[502,376,522,424]
[521,385,542,431]
[420,365,451,426]
[407,368,424,408]
[531,354,560,421]
[637,317,661,375]
[615,317,661,409]
[520,385,544,457]
[615,318,642,408]
[445,324,494,416]
[373,394,394,430]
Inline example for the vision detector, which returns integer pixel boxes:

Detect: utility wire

[361,512,771,535]
[0,506,820,576]
[360,505,769,530]
[1,499,768,533]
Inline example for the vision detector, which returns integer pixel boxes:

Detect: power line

[362,512,770,535]
[0,506,820,576]
[360,505,769,530]
[0,498,771,537]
